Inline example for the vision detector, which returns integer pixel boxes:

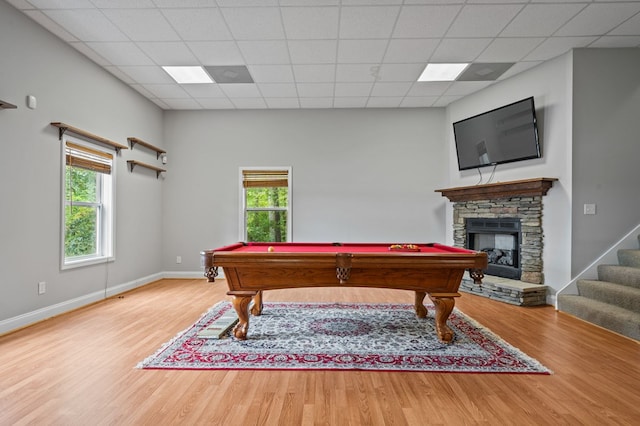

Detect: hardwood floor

[0,279,638,425]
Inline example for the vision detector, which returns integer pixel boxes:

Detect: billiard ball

[267,246,274,252]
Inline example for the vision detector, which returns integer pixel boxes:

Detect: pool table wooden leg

[250,290,263,316]
[414,291,428,318]
[428,294,456,343]
[228,291,257,340]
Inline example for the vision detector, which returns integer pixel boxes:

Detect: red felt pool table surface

[201,242,487,343]
[213,242,475,254]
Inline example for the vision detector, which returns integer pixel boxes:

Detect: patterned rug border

[137,301,552,374]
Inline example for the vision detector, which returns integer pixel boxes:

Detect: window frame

[239,167,292,242]
[60,135,116,270]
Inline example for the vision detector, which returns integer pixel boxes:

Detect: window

[240,168,291,242]
[62,136,114,268]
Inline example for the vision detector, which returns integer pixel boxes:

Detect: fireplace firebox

[466,218,521,280]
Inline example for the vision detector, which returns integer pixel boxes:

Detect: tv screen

[453,97,541,171]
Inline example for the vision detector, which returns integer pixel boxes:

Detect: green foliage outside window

[65,166,99,257]
[246,187,288,242]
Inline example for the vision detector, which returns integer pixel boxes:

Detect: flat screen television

[453,97,541,171]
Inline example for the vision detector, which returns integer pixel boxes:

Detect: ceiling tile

[182,84,227,98]
[498,61,543,80]
[334,82,373,97]
[501,3,586,37]
[221,7,285,40]
[137,42,198,65]
[377,64,425,82]
[281,6,339,39]
[102,9,180,41]
[443,81,493,97]
[429,38,492,63]
[590,36,640,48]
[338,39,388,63]
[288,40,337,64]
[370,82,412,97]
[523,36,598,61]
[609,11,640,36]
[383,39,439,64]
[220,84,262,98]
[162,98,203,109]
[333,97,368,108]
[400,97,438,108]
[231,98,268,109]
[406,82,451,97]
[91,0,155,8]
[265,98,301,109]
[237,41,290,64]
[118,66,174,84]
[296,83,335,97]
[196,98,235,109]
[143,84,191,98]
[28,0,95,8]
[257,83,298,98]
[293,64,336,82]
[477,38,545,62]
[393,5,461,38]
[447,4,524,38]
[335,64,379,82]
[300,98,333,108]
[248,65,295,83]
[42,10,127,42]
[339,6,400,39]
[187,41,245,65]
[154,0,216,7]
[555,3,640,37]
[86,42,154,66]
[367,97,403,108]
[162,8,232,41]
[70,42,111,66]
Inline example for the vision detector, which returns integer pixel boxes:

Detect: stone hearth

[436,178,557,305]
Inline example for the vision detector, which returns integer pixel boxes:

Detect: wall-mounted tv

[453,97,541,171]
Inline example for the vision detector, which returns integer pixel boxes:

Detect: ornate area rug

[137,302,551,374]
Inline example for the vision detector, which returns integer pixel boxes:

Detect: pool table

[201,242,487,343]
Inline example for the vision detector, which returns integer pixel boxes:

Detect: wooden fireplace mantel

[435,177,558,202]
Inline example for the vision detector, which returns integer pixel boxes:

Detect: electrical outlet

[584,204,596,215]
[176,256,182,264]
[38,281,46,295]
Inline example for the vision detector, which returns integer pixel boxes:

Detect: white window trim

[60,135,116,270]
[239,166,292,242]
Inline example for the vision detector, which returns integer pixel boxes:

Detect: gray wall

[571,49,640,275]
[0,1,164,327]
[162,108,448,272]
[445,54,574,298]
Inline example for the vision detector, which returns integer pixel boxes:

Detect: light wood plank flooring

[0,279,638,425]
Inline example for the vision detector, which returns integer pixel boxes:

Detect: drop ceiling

[7,0,640,110]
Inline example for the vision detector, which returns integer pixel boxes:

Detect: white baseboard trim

[163,271,208,279]
[0,272,164,336]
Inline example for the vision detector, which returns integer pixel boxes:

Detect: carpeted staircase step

[577,279,640,312]
[557,295,640,340]
[618,249,640,268]
[598,265,640,289]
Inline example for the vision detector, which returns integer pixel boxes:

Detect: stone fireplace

[435,178,557,306]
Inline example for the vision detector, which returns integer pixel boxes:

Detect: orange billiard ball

[267,246,274,252]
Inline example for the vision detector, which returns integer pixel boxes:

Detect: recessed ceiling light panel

[418,63,469,82]
[162,66,213,84]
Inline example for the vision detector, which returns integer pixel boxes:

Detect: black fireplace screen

[466,218,521,280]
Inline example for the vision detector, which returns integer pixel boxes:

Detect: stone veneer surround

[436,178,557,286]
[453,196,544,284]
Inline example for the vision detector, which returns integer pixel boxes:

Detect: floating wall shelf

[51,122,128,153]
[127,160,166,179]
[127,137,166,159]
